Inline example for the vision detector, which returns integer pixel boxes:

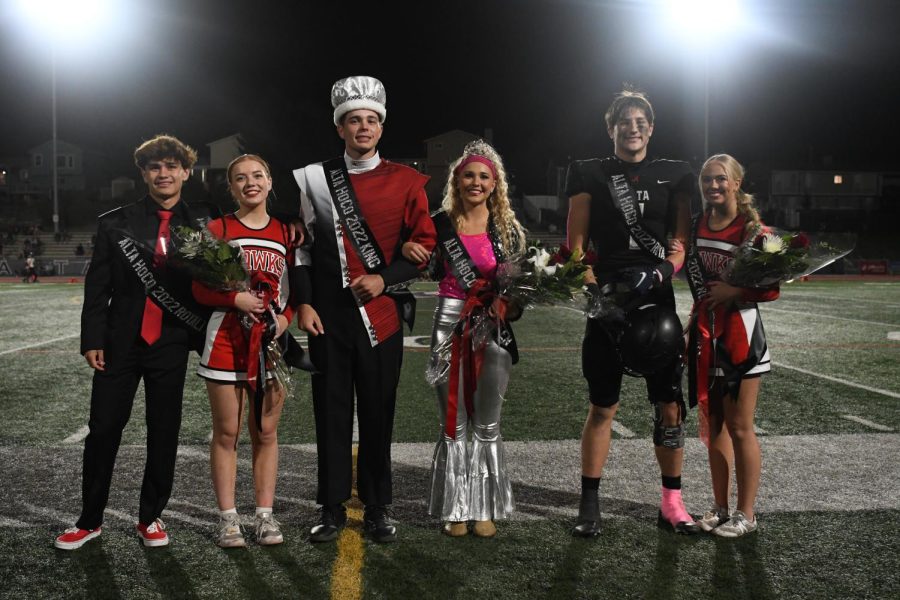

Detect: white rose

[761,233,785,254]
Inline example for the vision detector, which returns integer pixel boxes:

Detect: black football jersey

[565,156,695,274]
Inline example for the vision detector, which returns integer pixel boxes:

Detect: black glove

[624,261,674,295]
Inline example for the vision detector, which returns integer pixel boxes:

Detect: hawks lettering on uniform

[244,248,286,278]
[700,250,731,275]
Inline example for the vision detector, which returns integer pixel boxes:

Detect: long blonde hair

[442,139,526,255]
[700,153,760,230]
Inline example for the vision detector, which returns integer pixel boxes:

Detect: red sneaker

[136,519,169,547]
[55,526,101,550]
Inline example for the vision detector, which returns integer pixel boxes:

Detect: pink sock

[660,487,693,525]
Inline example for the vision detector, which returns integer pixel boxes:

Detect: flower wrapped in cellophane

[425,242,596,386]
[170,225,250,292]
[724,228,855,288]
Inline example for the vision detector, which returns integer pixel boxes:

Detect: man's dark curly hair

[133,134,198,170]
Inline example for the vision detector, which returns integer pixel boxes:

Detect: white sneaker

[698,505,730,532]
[254,512,284,546]
[217,513,246,548]
[713,510,758,538]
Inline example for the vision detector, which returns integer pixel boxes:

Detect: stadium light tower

[661,0,743,159]
[12,0,112,234]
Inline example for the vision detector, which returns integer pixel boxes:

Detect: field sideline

[1,280,898,599]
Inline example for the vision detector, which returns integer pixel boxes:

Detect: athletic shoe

[697,505,730,533]
[572,491,601,538]
[254,512,284,546]
[217,513,246,548]
[54,526,101,550]
[713,510,758,538]
[136,519,169,547]
[363,505,397,543]
[658,489,701,535]
[309,504,347,543]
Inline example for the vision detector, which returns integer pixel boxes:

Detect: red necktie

[140,210,173,345]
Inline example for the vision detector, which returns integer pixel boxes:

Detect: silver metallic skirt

[427,296,515,522]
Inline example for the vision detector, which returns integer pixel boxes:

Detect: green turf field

[1,280,898,599]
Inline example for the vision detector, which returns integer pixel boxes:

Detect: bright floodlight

[14,0,111,39]
[663,0,742,43]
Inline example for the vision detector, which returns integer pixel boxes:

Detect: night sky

[1,0,898,199]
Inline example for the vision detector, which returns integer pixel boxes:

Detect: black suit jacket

[80,195,217,357]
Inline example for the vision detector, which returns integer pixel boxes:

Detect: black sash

[432,211,519,365]
[322,156,416,330]
[604,164,667,261]
[114,233,209,337]
[433,211,483,290]
[685,214,710,303]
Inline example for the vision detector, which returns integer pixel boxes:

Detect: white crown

[331,76,386,126]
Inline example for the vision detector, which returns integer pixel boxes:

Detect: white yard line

[62,425,89,444]
[0,334,79,356]
[176,444,312,480]
[23,503,79,525]
[167,499,220,516]
[781,292,900,309]
[274,495,319,509]
[611,420,635,438]
[160,508,215,528]
[0,516,31,528]
[773,361,900,399]
[841,415,894,432]
[761,306,896,327]
[103,508,138,523]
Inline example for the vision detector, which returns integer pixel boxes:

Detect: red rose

[558,245,573,259]
[752,235,766,250]
[789,232,810,249]
[583,250,598,265]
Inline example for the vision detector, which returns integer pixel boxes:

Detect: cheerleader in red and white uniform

[192,154,294,548]
[685,154,779,538]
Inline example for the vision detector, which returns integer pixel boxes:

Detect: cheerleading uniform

[565,156,695,407]
[428,232,515,522]
[193,214,294,382]
[692,212,779,382]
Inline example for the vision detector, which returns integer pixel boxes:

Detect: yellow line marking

[330,445,365,600]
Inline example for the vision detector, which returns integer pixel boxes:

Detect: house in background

[27,139,86,193]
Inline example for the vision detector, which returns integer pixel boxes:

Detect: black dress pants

[309,304,403,508]
[76,336,188,529]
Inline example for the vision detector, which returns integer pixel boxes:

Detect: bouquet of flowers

[426,242,597,386]
[170,226,249,292]
[724,228,855,288]
[497,243,597,307]
[170,226,297,398]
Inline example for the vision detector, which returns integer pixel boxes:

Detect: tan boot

[473,520,496,538]
[442,521,468,537]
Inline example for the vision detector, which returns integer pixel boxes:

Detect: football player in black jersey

[566,88,699,536]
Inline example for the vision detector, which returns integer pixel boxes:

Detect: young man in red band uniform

[292,76,436,543]
[55,135,215,550]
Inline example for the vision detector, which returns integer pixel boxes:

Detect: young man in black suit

[55,134,214,550]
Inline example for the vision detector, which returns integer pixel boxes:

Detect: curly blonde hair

[701,153,760,230]
[441,139,526,255]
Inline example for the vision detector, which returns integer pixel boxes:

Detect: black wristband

[655,260,675,281]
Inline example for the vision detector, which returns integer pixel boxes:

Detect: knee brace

[653,403,686,449]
